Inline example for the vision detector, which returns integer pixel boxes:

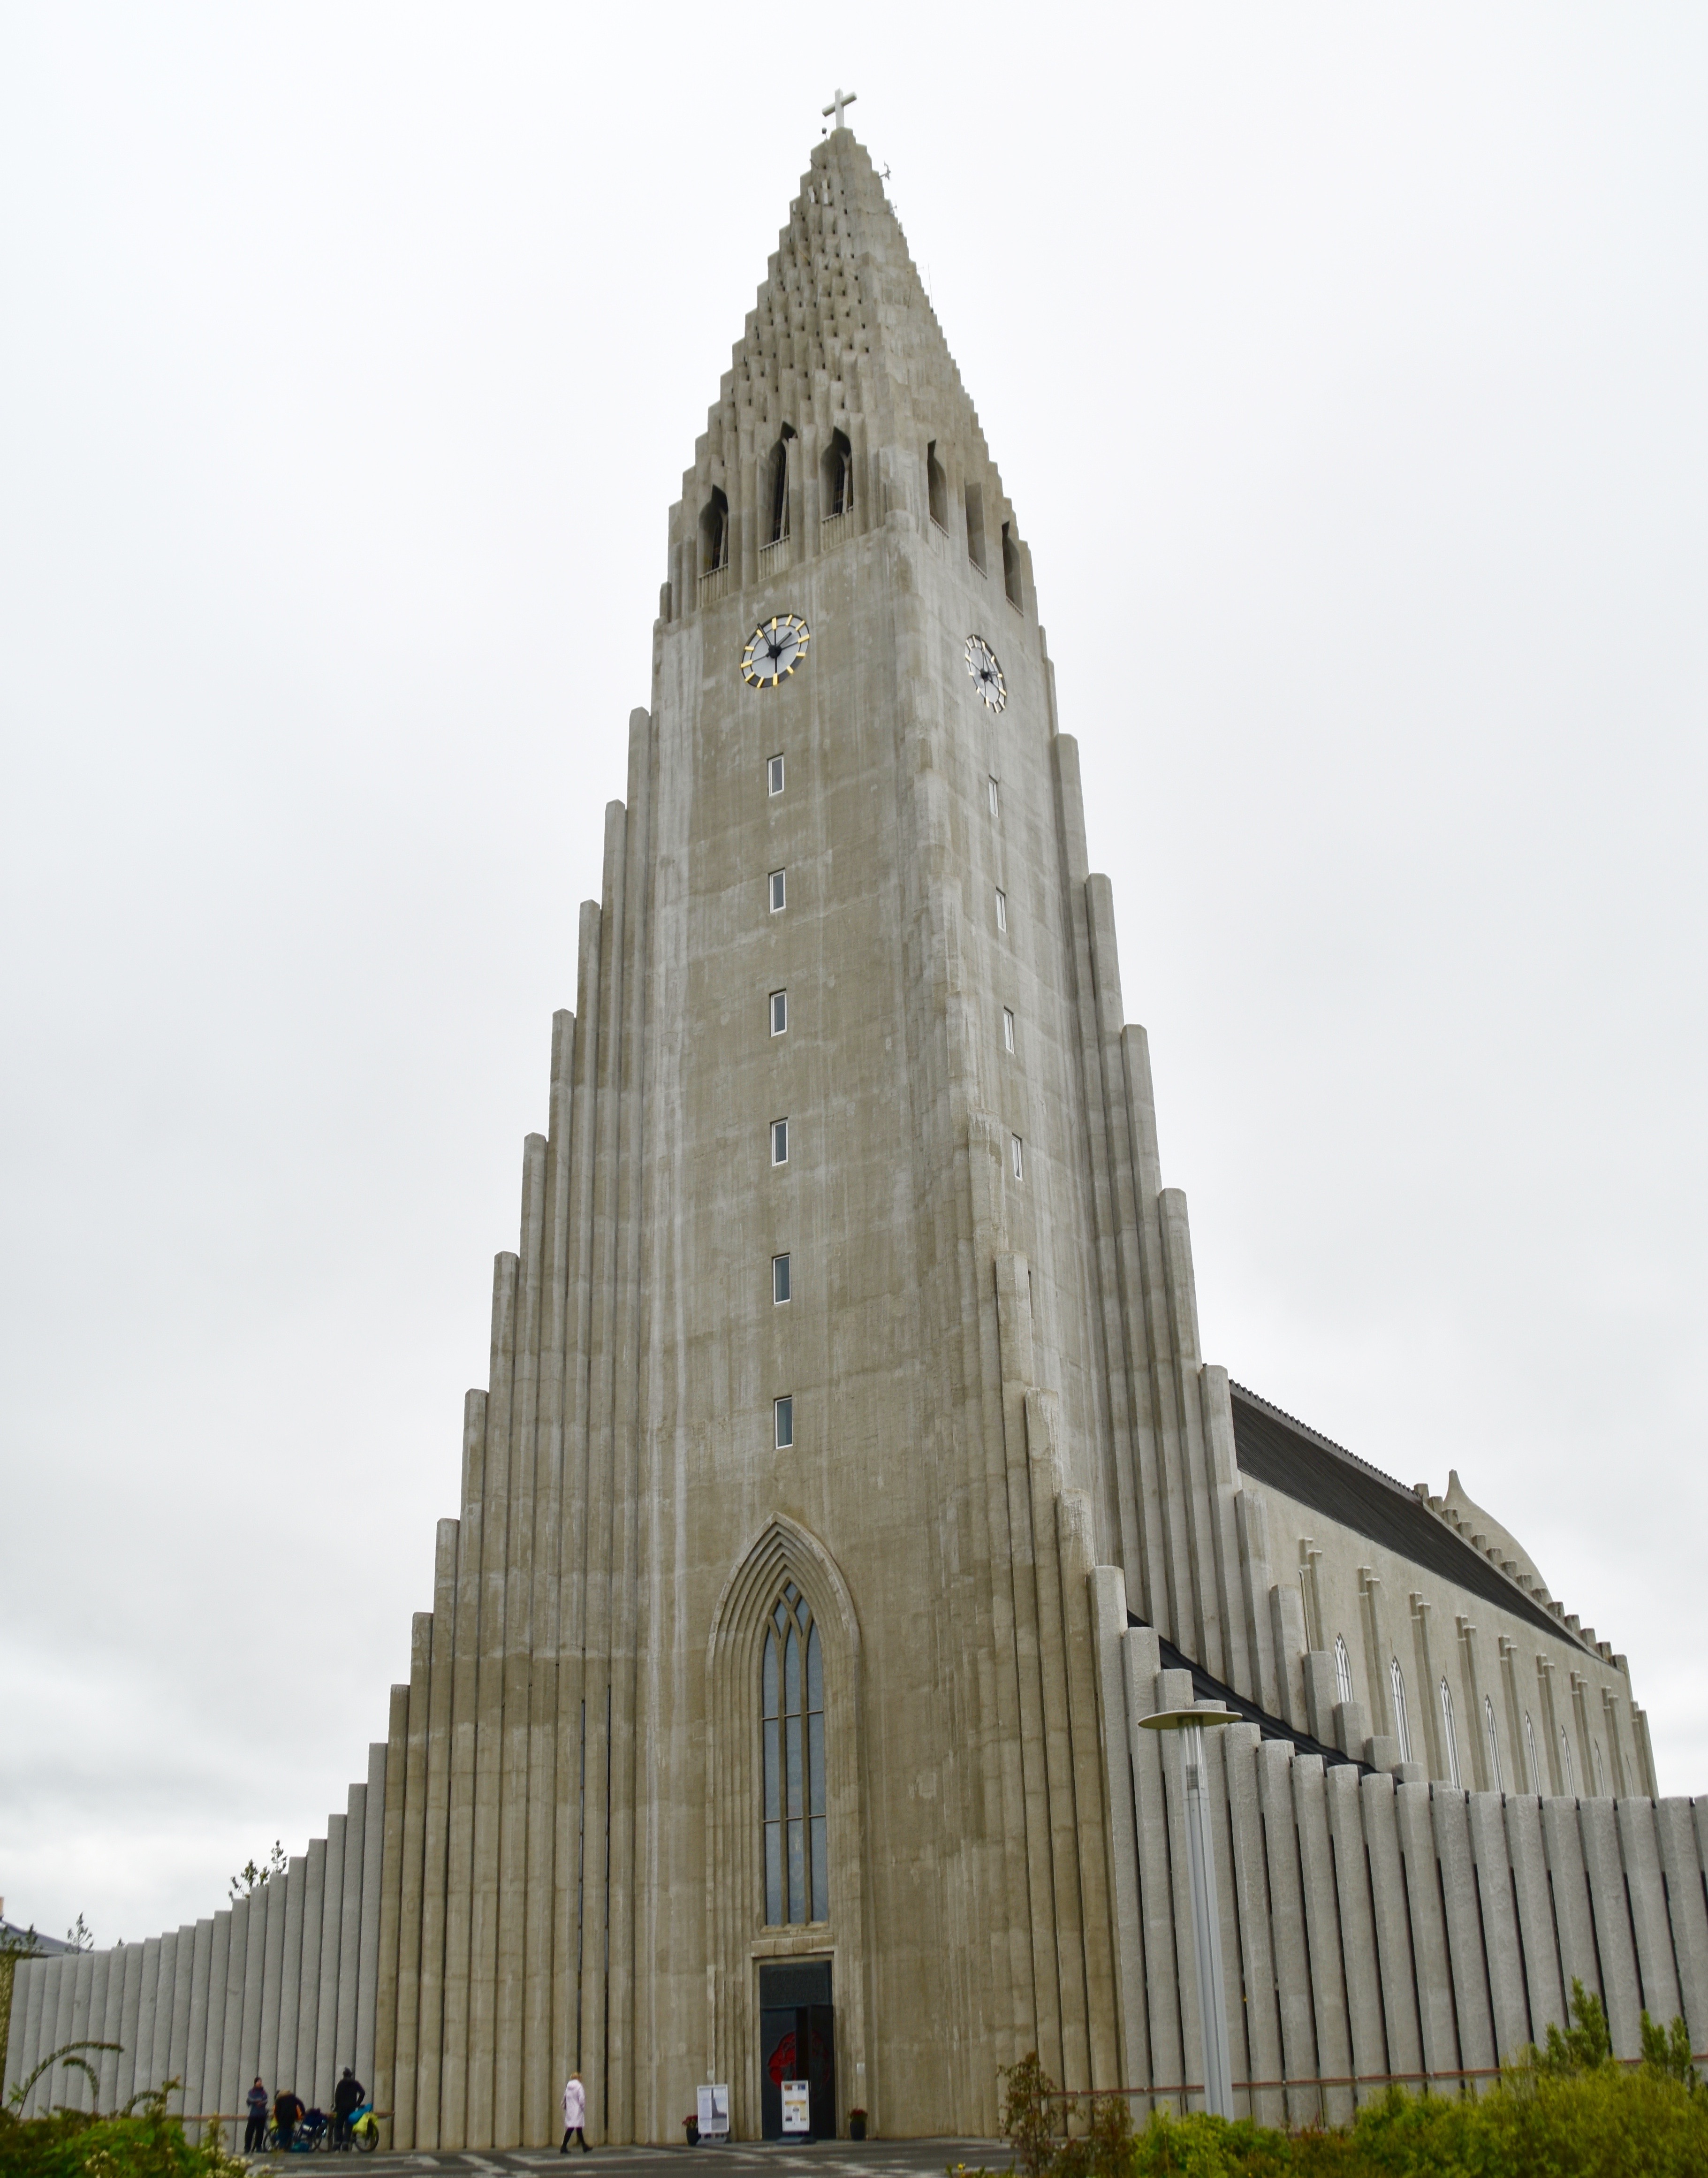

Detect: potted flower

[848,2107,867,2140]
[683,2113,699,2146]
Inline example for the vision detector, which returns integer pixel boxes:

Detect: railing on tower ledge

[698,563,731,606]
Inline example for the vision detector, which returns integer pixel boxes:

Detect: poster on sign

[782,2081,811,2134]
[697,2085,730,2139]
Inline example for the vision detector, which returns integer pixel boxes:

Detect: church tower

[562,120,1149,2140]
[637,122,1142,2138]
[8,123,1677,2153]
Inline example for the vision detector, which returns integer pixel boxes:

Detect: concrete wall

[1254,1473,1651,1800]
[1093,1576,1708,2119]
[2,1752,385,2147]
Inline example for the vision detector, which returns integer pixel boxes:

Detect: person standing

[274,2087,304,2152]
[332,2067,365,2149]
[560,2072,589,2154]
[244,2079,269,2153]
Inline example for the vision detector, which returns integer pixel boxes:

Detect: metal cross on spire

[821,87,857,129]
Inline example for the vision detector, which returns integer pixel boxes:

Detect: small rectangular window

[995,888,1008,933]
[768,754,785,796]
[770,990,787,1036]
[774,1395,794,1450]
[1011,1134,1024,1181]
[773,1254,791,1305]
[769,868,786,912]
[771,1118,788,1165]
[1002,1007,1015,1053]
[988,776,1000,819]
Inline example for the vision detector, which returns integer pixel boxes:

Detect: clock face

[741,613,812,688]
[965,635,1006,711]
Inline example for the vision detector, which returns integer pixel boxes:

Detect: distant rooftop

[0,1914,79,1955]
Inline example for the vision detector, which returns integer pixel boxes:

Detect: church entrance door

[758,1959,835,2140]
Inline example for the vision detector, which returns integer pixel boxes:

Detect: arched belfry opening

[701,486,730,573]
[706,1515,867,2143]
[926,440,949,530]
[766,428,795,546]
[821,429,853,520]
[964,480,987,570]
[1002,519,1023,609]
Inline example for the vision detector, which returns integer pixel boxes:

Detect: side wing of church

[8,128,1701,2146]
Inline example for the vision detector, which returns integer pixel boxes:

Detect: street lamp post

[1136,1704,1237,2121]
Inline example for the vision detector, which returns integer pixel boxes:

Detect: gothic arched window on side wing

[762,1582,827,1926]
[1440,1677,1462,1789]
[1390,1657,1412,1763]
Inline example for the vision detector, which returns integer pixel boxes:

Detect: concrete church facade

[8,127,1705,2147]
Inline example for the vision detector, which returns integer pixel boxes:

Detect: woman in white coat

[561,2073,589,2154]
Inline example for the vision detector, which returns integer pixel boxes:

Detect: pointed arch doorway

[758,1958,835,2140]
[705,1514,870,2142]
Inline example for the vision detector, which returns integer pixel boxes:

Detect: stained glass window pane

[765,1821,782,1927]
[786,1713,803,1819]
[760,1589,831,1936]
[810,1815,827,1918]
[788,1818,805,1923]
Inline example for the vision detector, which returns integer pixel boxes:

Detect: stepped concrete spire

[4,127,1684,2152]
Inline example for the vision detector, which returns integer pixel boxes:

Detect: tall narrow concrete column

[1137,1706,1236,2120]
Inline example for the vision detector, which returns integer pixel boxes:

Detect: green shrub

[0,2053,245,2178]
[0,2099,246,2178]
[977,2018,1708,2178]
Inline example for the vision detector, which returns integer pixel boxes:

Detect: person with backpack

[244,2079,269,2152]
[332,2068,365,2149]
[273,2087,304,2151]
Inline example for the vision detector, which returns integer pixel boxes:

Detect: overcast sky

[3,5,1704,1949]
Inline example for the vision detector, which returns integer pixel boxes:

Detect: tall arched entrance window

[762,1582,827,1925]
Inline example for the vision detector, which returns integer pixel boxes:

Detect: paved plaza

[247,2146,1004,2178]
